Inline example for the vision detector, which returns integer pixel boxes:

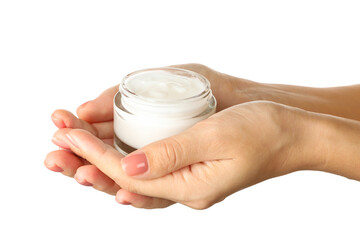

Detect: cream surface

[125,70,205,100]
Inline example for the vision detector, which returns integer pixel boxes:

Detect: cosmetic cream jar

[113,67,216,155]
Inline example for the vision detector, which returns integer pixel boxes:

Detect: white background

[1,0,359,239]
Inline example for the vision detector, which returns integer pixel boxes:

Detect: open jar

[113,67,216,155]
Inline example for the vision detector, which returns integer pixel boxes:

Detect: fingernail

[79,101,91,108]
[51,116,66,128]
[65,133,79,149]
[116,195,131,205]
[121,152,148,176]
[52,136,70,149]
[118,200,131,205]
[75,175,93,186]
[44,160,64,172]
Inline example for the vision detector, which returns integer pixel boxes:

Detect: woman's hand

[45,86,121,194]
[49,101,327,209]
[45,63,360,208]
[44,63,256,207]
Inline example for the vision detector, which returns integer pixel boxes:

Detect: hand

[44,64,259,208]
[49,101,321,209]
[45,86,122,194]
[45,63,360,209]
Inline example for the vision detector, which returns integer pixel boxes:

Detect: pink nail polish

[80,180,93,186]
[45,161,64,172]
[52,137,70,149]
[121,152,148,176]
[119,200,131,205]
[116,195,131,205]
[79,101,91,108]
[52,117,66,128]
[75,176,93,186]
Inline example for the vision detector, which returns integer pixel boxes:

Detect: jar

[113,67,216,155]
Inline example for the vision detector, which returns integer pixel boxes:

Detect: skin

[45,63,360,209]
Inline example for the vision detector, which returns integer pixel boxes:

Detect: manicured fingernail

[51,112,67,128]
[79,101,91,108]
[52,136,70,149]
[116,195,131,205]
[45,160,64,172]
[78,179,93,187]
[51,116,66,128]
[75,175,93,186]
[121,152,148,176]
[119,200,131,205]
[65,133,79,149]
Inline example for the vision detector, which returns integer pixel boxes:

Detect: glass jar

[113,67,216,155]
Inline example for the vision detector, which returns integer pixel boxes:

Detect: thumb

[121,130,205,180]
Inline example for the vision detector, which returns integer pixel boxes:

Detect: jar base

[114,134,137,156]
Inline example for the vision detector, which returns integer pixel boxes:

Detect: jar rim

[119,67,211,104]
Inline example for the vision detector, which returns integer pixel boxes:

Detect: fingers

[92,122,114,139]
[76,85,118,123]
[58,128,126,182]
[74,165,121,195]
[54,128,218,202]
[74,165,174,208]
[45,147,120,196]
[65,126,206,181]
[50,129,175,208]
[52,128,175,199]
[47,130,218,207]
[102,138,114,147]
[51,109,113,139]
[45,148,119,196]
[116,189,174,209]
[45,150,84,177]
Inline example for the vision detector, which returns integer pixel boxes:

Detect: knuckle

[155,138,184,173]
[93,141,110,160]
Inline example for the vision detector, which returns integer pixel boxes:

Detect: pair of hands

[45,64,326,209]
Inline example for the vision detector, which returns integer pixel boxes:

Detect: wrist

[227,80,309,109]
[280,107,360,180]
[307,113,360,180]
[271,105,327,176]
[257,83,321,108]
[214,74,265,110]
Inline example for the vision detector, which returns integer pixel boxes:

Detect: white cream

[125,71,205,100]
[114,68,216,155]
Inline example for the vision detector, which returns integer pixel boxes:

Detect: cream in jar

[113,67,216,155]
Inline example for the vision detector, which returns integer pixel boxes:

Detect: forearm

[293,111,360,181]
[310,113,360,180]
[261,83,360,121]
[216,68,360,120]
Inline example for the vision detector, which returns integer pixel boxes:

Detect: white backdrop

[1,1,359,239]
